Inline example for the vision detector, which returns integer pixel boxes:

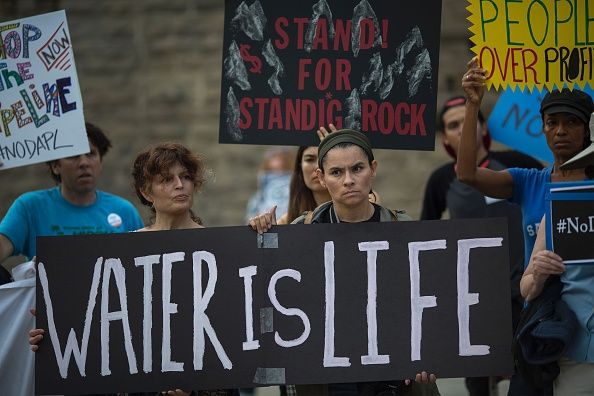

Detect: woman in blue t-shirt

[457,57,594,270]
[520,114,594,396]
[458,58,594,396]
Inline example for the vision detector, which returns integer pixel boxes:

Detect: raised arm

[520,217,565,301]
[456,58,514,199]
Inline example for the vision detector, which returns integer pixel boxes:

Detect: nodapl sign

[0,10,88,170]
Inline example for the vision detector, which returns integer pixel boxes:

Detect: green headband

[317,129,374,169]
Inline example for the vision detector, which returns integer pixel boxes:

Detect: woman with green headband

[249,129,438,396]
[293,128,408,224]
[275,125,380,226]
[250,128,409,232]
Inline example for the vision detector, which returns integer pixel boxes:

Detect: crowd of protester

[1,53,594,396]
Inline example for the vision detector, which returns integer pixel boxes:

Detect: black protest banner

[219,0,441,149]
[36,218,512,395]
[546,182,594,264]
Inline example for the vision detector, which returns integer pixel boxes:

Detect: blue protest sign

[488,85,594,164]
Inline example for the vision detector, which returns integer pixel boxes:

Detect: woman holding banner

[249,129,439,396]
[30,142,238,396]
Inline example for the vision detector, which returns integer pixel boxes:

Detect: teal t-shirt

[0,187,144,259]
[508,166,552,268]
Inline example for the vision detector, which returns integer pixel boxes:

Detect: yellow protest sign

[467,0,594,91]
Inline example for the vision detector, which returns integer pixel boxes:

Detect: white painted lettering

[323,241,351,367]
[409,240,446,361]
[268,269,311,348]
[100,258,138,376]
[38,258,103,378]
[161,252,184,372]
[134,254,160,373]
[457,238,501,356]
[192,251,232,370]
[239,265,260,350]
[358,241,390,365]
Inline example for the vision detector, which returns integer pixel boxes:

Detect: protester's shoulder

[98,191,143,229]
[277,212,289,225]
[11,187,59,207]
[375,203,412,222]
[395,210,412,221]
[96,190,139,212]
[291,201,332,224]
[491,150,543,170]
[507,164,550,180]
[291,214,306,224]
[97,190,133,204]
[430,162,456,178]
[425,162,456,187]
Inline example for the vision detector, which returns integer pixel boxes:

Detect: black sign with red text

[219,0,442,149]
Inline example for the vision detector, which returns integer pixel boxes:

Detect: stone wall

[0,0,502,230]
